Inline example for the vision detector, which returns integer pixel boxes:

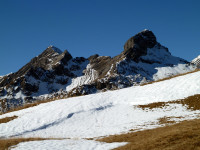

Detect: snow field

[0,71,200,149]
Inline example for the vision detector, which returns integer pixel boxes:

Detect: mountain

[0,30,196,112]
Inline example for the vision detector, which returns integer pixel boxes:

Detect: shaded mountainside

[0,30,197,112]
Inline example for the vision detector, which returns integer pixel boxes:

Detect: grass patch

[0,138,49,150]
[0,116,18,124]
[138,102,168,110]
[138,94,200,111]
[158,116,176,125]
[0,137,67,150]
[176,94,200,111]
[98,119,200,150]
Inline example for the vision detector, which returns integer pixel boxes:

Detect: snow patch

[11,139,126,150]
[66,64,98,92]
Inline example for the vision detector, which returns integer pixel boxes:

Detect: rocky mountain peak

[47,45,63,54]
[29,46,72,69]
[122,29,157,61]
[39,46,62,59]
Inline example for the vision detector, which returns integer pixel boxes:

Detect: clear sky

[0,0,200,76]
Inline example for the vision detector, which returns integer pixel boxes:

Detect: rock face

[123,29,157,61]
[192,55,200,68]
[0,30,197,112]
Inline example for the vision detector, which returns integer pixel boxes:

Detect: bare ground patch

[0,137,67,150]
[0,138,48,150]
[0,116,18,124]
[138,94,200,111]
[157,116,176,125]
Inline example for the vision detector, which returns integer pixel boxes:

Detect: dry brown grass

[138,94,200,111]
[98,119,200,150]
[141,69,200,86]
[0,138,52,150]
[175,94,200,111]
[138,101,169,110]
[0,116,18,124]
[158,116,176,125]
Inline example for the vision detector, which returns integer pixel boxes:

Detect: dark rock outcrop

[122,29,157,61]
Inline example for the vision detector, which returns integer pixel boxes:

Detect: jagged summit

[33,46,73,69]
[47,45,63,54]
[124,29,157,50]
[122,29,157,61]
[14,46,71,75]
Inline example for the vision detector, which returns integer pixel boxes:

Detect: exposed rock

[52,50,72,65]
[24,96,34,103]
[89,56,112,77]
[0,88,5,96]
[122,29,157,61]
[192,55,200,68]
[67,85,97,97]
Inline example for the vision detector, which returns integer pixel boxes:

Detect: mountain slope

[0,30,196,112]
[1,70,200,138]
[0,70,200,149]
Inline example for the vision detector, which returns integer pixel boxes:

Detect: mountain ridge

[0,29,197,112]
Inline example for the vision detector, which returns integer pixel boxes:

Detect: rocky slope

[0,30,196,112]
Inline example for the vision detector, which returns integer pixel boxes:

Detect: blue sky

[0,0,200,75]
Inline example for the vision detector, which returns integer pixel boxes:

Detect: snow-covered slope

[1,71,200,139]
[1,70,200,149]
